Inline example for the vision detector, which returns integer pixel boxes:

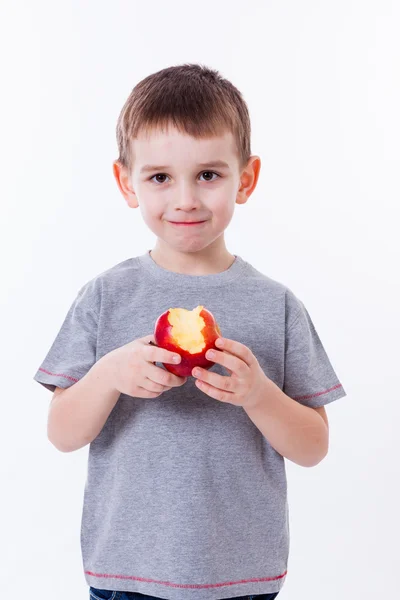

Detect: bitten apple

[154,305,222,377]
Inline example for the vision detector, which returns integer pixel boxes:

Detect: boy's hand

[105,334,187,398]
[191,337,268,409]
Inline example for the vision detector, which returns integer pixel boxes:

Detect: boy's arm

[244,378,329,468]
[47,354,120,453]
[314,405,329,429]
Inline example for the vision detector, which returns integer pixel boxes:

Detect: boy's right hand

[104,334,187,398]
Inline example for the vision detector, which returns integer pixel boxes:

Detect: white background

[1,0,399,598]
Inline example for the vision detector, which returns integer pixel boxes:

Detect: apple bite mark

[168,305,206,354]
[154,305,222,378]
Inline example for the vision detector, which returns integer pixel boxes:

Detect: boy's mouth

[168,220,207,226]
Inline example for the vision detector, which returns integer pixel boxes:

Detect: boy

[33,64,347,600]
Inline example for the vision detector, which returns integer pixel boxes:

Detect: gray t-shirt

[33,250,347,599]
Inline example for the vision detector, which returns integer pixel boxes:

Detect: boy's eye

[149,171,220,185]
[199,171,219,182]
[152,174,169,184]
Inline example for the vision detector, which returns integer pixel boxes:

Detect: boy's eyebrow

[140,160,230,174]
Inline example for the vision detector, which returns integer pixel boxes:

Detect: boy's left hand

[192,337,268,409]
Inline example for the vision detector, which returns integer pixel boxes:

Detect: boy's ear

[236,155,261,205]
[112,160,139,208]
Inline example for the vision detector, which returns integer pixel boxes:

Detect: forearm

[244,378,329,467]
[48,353,120,452]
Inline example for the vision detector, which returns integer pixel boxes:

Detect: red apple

[154,305,222,377]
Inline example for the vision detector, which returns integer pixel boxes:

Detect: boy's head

[113,64,260,263]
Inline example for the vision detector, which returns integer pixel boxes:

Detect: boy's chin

[158,233,213,250]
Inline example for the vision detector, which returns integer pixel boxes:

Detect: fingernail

[173,355,181,362]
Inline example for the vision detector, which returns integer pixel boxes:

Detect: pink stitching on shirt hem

[293,383,343,401]
[38,368,78,383]
[84,570,287,588]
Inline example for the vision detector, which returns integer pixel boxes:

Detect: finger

[204,348,245,376]
[194,378,234,404]
[143,337,157,365]
[137,384,170,398]
[142,377,171,394]
[215,338,254,367]
[146,362,184,388]
[145,341,182,365]
[148,340,157,365]
[193,367,235,393]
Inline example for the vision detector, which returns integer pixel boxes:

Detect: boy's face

[114,124,260,257]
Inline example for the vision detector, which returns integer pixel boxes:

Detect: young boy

[33,64,347,600]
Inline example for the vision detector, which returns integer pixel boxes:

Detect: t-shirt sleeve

[33,279,99,393]
[283,292,347,408]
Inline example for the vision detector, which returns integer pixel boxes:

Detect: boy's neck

[149,242,235,276]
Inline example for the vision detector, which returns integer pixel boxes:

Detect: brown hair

[115,63,251,173]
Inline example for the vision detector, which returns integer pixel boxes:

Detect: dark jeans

[89,588,280,600]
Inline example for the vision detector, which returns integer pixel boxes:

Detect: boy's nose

[174,182,201,210]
